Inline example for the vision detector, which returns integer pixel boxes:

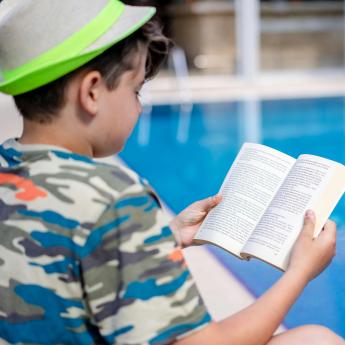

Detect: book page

[242,155,345,270]
[194,143,295,257]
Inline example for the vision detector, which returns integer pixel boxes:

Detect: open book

[194,143,345,271]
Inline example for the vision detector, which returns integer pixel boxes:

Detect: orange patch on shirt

[169,248,186,267]
[0,173,47,201]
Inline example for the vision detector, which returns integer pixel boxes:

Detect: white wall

[0,94,23,143]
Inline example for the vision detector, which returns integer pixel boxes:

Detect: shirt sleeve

[80,183,212,345]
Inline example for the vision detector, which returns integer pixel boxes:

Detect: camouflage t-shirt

[0,139,211,345]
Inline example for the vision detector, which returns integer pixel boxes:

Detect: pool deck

[144,70,345,104]
[2,69,345,130]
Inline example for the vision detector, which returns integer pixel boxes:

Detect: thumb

[192,194,222,212]
[301,209,316,238]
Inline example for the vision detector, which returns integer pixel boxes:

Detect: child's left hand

[169,194,222,248]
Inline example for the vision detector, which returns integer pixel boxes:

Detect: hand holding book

[193,143,345,271]
[170,194,222,247]
[287,210,336,281]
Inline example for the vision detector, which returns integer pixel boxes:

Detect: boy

[0,0,343,344]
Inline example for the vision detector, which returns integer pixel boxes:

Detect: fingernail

[305,210,315,221]
[212,196,218,203]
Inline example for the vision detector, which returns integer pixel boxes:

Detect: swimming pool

[120,96,345,336]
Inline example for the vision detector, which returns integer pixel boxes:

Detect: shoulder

[35,150,147,197]
[22,150,154,224]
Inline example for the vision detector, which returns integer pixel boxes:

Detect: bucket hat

[0,0,156,95]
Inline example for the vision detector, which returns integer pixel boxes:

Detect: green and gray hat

[0,0,156,95]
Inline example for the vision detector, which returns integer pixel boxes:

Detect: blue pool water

[120,96,345,336]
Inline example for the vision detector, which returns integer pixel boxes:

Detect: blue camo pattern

[0,139,211,345]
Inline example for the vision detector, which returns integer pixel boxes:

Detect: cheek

[120,94,139,116]
[128,96,142,120]
[137,100,143,115]
[120,100,141,133]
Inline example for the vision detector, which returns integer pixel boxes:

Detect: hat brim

[0,5,156,95]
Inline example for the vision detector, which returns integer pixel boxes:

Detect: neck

[19,117,94,157]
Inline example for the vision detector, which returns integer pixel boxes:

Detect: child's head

[0,0,169,157]
[13,20,168,124]
[14,20,168,156]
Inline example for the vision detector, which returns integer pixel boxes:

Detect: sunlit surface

[120,96,345,336]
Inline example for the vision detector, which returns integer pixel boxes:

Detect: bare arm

[173,211,336,345]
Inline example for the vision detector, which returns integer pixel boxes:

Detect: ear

[78,70,104,116]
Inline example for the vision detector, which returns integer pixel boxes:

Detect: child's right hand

[287,210,336,282]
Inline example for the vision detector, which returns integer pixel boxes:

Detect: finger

[213,194,222,204]
[193,194,222,212]
[319,220,336,240]
[301,209,316,238]
[324,219,336,231]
